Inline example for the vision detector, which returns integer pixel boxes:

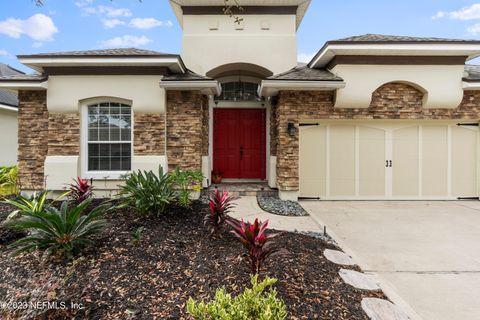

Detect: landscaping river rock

[257,195,309,216]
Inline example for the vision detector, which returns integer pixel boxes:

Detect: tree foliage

[32,0,243,24]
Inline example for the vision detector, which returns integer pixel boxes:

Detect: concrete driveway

[302,201,480,320]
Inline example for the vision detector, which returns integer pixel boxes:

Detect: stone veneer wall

[18,93,168,190]
[133,113,165,155]
[275,83,480,191]
[48,113,80,156]
[17,91,48,190]
[270,103,278,156]
[201,95,209,157]
[166,91,207,171]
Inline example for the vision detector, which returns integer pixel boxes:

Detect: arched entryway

[208,63,272,182]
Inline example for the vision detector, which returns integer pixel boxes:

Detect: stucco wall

[0,108,18,166]
[47,75,166,113]
[182,15,297,75]
[331,64,465,109]
[275,85,480,198]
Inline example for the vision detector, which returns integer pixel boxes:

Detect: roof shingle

[268,66,343,81]
[18,48,178,58]
[331,34,480,44]
[162,69,213,81]
[0,64,24,107]
[464,65,480,81]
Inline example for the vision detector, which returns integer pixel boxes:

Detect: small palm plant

[7,198,109,259]
[170,168,204,207]
[203,189,238,234]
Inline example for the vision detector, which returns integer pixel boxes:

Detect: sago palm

[8,198,109,258]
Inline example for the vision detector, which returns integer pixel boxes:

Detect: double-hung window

[87,102,132,174]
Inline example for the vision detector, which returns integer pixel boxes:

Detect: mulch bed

[0,200,386,320]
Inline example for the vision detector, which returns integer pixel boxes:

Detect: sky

[1,0,480,73]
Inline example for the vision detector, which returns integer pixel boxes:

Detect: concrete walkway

[229,196,323,233]
[302,200,480,320]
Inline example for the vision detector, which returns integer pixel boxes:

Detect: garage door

[299,122,479,200]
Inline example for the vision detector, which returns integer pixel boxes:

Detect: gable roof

[268,66,343,81]
[0,64,24,108]
[330,34,480,44]
[17,48,178,58]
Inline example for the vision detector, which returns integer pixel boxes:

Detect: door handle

[240,146,244,160]
[389,160,392,167]
[386,160,393,168]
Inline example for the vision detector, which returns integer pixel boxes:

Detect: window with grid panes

[87,102,132,172]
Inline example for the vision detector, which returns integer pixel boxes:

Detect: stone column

[166,91,206,173]
[275,91,300,201]
[17,90,48,190]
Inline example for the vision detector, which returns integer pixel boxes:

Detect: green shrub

[187,274,287,320]
[170,168,203,206]
[7,198,108,259]
[0,165,19,196]
[2,190,50,220]
[118,167,176,215]
[131,226,145,245]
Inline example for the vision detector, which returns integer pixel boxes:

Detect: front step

[204,182,278,197]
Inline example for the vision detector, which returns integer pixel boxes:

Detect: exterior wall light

[287,122,296,136]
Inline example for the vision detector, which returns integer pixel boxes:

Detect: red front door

[213,108,266,179]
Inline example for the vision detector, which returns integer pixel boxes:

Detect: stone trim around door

[166,90,208,172]
[274,83,480,200]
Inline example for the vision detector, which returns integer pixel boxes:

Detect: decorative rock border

[324,249,355,266]
[339,269,381,291]
[322,248,411,320]
[257,195,309,216]
[361,298,411,320]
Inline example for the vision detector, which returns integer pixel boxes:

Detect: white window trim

[80,98,134,180]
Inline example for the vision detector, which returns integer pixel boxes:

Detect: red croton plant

[227,218,283,274]
[69,177,94,203]
[204,189,238,234]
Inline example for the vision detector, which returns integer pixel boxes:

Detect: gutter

[259,80,346,97]
[18,57,186,74]
[159,80,221,96]
[0,103,18,112]
[0,80,48,91]
[463,81,480,90]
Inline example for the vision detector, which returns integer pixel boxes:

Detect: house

[0,63,22,165]
[2,0,480,201]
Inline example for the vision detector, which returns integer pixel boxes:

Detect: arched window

[216,81,262,101]
[86,102,132,172]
